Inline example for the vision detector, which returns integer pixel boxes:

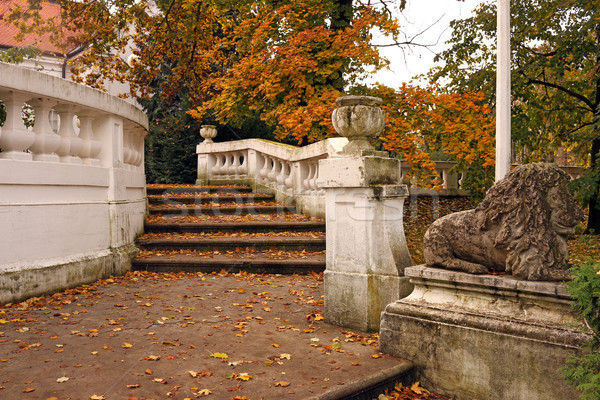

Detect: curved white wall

[0,62,148,303]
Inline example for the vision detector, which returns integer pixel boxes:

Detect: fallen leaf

[210,352,228,359]
[274,381,290,387]
[127,384,140,389]
[236,373,252,381]
[144,355,160,361]
[272,343,280,348]
[90,396,105,400]
[145,369,153,375]
[410,381,427,395]
[56,377,69,383]
[196,389,211,396]
[123,343,133,348]
[23,387,35,393]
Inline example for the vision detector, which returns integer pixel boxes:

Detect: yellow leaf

[123,343,133,348]
[90,396,106,400]
[279,353,291,360]
[410,381,427,395]
[0,320,7,324]
[56,377,69,383]
[236,373,252,381]
[210,352,228,359]
[197,389,212,396]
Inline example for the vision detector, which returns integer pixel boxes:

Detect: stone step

[144,221,326,234]
[148,204,297,215]
[131,253,326,274]
[139,184,323,275]
[146,185,252,196]
[147,193,274,205]
[137,236,326,252]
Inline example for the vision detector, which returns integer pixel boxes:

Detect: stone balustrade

[0,62,148,304]
[197,137,349,217]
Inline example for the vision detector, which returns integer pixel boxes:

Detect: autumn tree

[431,0,600,231]
[361,83,495,199]
[3,0,401,140]
[4,0,496,190]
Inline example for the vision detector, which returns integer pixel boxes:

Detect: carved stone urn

[331,95,386,155]
[200,125,217,143]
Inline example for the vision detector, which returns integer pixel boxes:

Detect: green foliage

[432,0,600,229]
[0,45,41,64]
[455,159,494,204]
[139,68,276,183]
[570,163,600,209]
[563,259,600,399]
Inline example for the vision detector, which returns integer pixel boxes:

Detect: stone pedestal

[319,155,413,331]
[379,266,590,400]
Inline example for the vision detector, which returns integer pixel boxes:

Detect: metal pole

[496,0,511,182]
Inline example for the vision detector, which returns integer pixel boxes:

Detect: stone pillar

[496,0,511,181]
[196,126,217,184]
[319,96,413,332]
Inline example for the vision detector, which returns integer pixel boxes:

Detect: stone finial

[423,163,584,281]
[200,125,217,143]
[331,95,386,155]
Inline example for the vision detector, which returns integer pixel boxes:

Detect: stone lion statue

[423,163,584,280]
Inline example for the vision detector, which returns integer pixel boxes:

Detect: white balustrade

[197,137,349,217]
[0,61,148,304]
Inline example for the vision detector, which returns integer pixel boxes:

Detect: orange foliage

[370,83,495,187]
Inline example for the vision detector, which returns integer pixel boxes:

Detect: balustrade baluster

[276,160,286,187]
[259,155,270,181]
[131,127,144,167]
[238,151,248,176]
[54,104,83,164]
[302,163,313,193]
[77,110,102,166]
[309,162,319,193]
[122,129,135,167]
[267,157,280,184]
[0,91,35,160]
[230,152,241,176]
[220,154,232,176]
[28,98,60,162]
[441,168,449,189]
[284,163,293,190]
[212,154,223,177]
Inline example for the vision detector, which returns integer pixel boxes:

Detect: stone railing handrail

[0,62,147,168]
[0,62,148,303]
[196,137,349,217]
[0,62,148,129]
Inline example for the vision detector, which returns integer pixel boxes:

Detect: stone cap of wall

[0,62,148,130]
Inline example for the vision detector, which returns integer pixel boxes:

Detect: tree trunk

[586,136,600,233]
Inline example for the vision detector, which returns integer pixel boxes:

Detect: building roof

[0,0,81,56]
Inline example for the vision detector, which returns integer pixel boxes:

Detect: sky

[368,0,485,87]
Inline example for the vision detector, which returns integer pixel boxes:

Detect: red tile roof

[0,0,81,55]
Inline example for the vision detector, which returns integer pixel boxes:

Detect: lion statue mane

[423,163,584,281]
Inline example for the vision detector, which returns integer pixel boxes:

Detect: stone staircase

[131,184,326,274]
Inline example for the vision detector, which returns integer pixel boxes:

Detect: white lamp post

[496,0,511,182]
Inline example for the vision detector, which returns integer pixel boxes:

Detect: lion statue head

[423,163,584,280]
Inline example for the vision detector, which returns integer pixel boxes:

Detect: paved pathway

[0,271,410,400]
